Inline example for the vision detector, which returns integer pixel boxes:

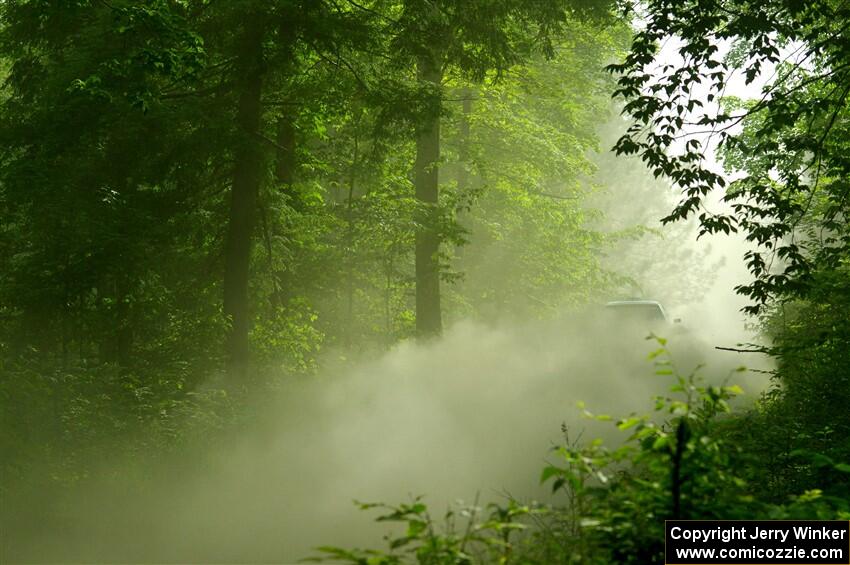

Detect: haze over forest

[1,1,849,563]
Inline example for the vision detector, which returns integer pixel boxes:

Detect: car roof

[604,300,668,318]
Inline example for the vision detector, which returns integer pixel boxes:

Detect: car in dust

[603,299,678,326]
[600,298,688,345]
[601,298,700,365]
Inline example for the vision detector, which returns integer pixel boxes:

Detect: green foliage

[251,298,325,374]
[0,357,235,499]
[309,497,541,565]
[728,286,850,501]
[532,341,849,563]
[610,0,850,315]
[532,342,750,562]
[604,10,850,558]
[442,22,630,319]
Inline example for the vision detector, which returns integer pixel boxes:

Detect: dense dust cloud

[4,304,770,563]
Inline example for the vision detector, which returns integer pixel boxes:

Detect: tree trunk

[457,88,472,196]
[345,117,360,347]
[275,115,296,186]
[267,114,296,310]
[223,14,265,375]
[115,275,132,368]
[455,87,472,260]
[414,55,443,338]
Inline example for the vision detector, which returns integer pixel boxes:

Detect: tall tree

[223,9,267,372]
[393,0,614,337]
[188,1,377,373]
[413,46,444,336]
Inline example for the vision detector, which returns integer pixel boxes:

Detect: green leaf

[617,416,642,430]
[406,519,427,538]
